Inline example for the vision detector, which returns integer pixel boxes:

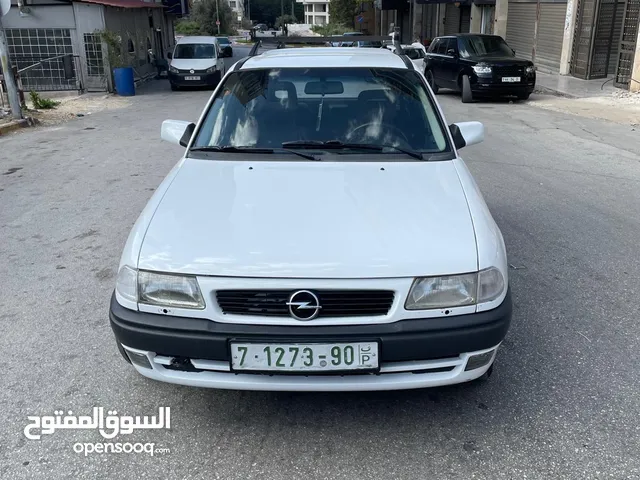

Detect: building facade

[1,0,181,92]
[296,0,330,25]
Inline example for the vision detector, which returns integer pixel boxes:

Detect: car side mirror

[447,48,457,57]
[449,121,484,149]
[161,119,195,147]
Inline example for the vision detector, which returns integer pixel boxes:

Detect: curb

[533,86,578,99]
[0,116,39,136]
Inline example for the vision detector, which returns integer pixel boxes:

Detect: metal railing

[7,54,82,92]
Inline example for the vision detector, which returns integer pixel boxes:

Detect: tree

[191,0,237,36]
[329,0,358,28]
[175,20,202,35]
[249,0,303,27]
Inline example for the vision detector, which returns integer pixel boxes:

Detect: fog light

[125,349,153,369]
[465,350,495,371]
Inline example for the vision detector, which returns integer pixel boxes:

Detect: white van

[168,36,226,91]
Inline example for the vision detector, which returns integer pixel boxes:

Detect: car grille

[216,290,395,318]
[493,65,525,78]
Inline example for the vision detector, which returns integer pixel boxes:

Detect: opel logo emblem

[190,69,195,74]
[286,290,322,321]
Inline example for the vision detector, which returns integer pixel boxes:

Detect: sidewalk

[530,71,640,125]
[535,71,617,98]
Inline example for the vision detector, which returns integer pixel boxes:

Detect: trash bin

[113,67,135,96]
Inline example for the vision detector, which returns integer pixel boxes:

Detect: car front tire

[425,69,439,94]
[461,75,473,103]
[518,92,531,101]
[170,83,179,91]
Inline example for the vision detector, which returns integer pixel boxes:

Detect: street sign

[1,0,11,17]
[215,20,220,25]
[356,15,364,23]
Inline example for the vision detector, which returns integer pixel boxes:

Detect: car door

[439,38,460,89]
[425,38,443,79]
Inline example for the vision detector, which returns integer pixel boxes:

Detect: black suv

[424,34,536,103]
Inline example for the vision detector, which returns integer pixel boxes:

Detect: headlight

[525,65,536,74]
[206,66,216,73]
[405,267,505,310]
[138,270,205,309]
[472,65,492,74]
[169,66,179,74]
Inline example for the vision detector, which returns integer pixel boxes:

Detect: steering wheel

[346,123,410,147]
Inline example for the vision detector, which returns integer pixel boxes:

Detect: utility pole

[0,13,23,120]
[281,0,284,18]
[215,0,220,34]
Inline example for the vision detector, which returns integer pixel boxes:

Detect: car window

[436,40,448,55]
[404,48,424,60]
[193,67,450,156]
[174,43,216,59]
[443,39,457,55]
[428,39,440,53]
[458,35,514,58]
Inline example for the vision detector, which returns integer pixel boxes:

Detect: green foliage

[191,0,237,36]
[98,29,132,69]
[311,23,350,36]
[329,0,358,28]
[29,91,60,110]
[175,20,202,35]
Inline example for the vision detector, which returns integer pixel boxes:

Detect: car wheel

[517,93,531,101]
[425,70,439,94]
[170,83,179,91]
[461,75,473,103]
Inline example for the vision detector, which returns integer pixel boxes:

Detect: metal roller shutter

[444,3,462,35]
[608,1,625,73]
[506,2,536,61]
[460,6,472,32]
[536,3,568,71]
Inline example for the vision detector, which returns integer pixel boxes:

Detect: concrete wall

[2,4,75,29]
[73,2,107,91]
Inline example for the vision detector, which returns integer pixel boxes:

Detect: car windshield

[192,67,450,157]
[174,43,216,59]
[217,37,230,45]
[458,36,514,58]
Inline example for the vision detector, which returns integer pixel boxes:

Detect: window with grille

[84,33,105,76]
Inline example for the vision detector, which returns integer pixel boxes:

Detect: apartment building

[296,0,329,25]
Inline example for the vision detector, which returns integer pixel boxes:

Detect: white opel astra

[109,45,512,392]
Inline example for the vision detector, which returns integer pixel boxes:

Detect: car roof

[176,36,218,44]
[239,47,407,70]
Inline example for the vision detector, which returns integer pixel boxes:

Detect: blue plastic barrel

[113,67,135,96]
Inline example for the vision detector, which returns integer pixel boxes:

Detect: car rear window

[192,67,451,156]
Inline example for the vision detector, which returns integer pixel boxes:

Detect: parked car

[110,45,512,392]
[216,36,233,57]
[168,36,226,91]
[386,44,427,70]
[424,33,536,102]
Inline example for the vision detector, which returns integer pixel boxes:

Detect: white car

[110,45,512,392]
[386,43,427,71]
[168,36,226,91]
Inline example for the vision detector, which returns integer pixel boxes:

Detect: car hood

[170,58,217,70]
[138,159,478,278]
[467,55,532,66]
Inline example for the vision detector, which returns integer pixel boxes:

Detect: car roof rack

[246,28,413,69]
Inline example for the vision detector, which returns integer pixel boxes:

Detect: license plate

[230,342,379,372]
[184,76,201,81]
[502,76,521,82]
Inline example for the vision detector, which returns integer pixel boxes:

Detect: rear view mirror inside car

[304,81,344,95]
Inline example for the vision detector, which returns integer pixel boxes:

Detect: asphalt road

[1,46,639,479]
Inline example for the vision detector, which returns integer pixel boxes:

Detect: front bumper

[109,289,512,391]
[168,70,221,87]
[471,74,535,96]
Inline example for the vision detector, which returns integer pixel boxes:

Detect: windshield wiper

[189,145,319,161]
[282,140,423,160]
